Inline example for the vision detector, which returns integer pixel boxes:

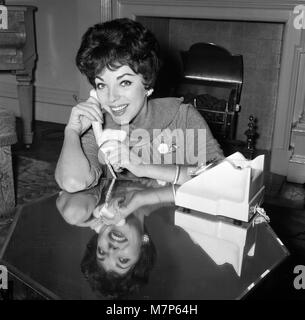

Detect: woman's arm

[55,128,99,192]
[55,98,104,193]
[101,140,195,185]
[136,164,194,185]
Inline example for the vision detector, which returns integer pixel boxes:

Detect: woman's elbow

[56,193,89,225]
[55,164,98,193]
[59,205,84,225]
[63,179,88,193]
[55,175,87,193]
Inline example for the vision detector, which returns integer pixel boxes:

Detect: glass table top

[0,179,289,300]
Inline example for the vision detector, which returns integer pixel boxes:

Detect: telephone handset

[90,89,99,101]
[89,89,104,147]
[89,89,126,145]
[89,89,127,177]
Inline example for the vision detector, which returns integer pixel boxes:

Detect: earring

[142,234,150,244]
[146,88,154,97]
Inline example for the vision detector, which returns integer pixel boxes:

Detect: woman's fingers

[90,218,105,233]
[100,141,118,155]
[87,101,104,122]
[77,103,103,123]
[118,192,134,208]
[100,140,143,176]
[112,163,123,172]
[107,153,129,170]
[67,97,104,135]
[73,107,96,122]
[101,147,124,172]
[92,195,136,226]
[102,141,130,166]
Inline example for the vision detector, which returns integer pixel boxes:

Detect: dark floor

[8,119,305,299]
[12,118,65,164]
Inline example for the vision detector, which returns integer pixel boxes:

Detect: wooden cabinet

[0,5,37,147]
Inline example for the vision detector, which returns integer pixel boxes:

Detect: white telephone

[89,89,104,147]
[89,90,127,178]
[89,89,127,148]
[175,152,265,222]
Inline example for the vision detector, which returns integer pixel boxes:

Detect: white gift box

[174,209,257,276]
[175,152,265,222]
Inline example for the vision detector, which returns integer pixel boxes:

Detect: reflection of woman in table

[56,180,174,299]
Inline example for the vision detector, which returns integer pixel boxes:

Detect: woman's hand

[99,140,144,176]
[116,190,143,217]
[93,190,148,225]
[66,98,103,136]
[87,217,107,233]
[93,197,126,226]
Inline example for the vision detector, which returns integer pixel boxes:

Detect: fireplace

[136,17,283,151]
[100,0,305,180]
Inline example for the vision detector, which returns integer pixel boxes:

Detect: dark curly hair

[81,228,156,300]
[76,18,161,89]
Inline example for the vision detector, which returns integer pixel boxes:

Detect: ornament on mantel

[244,115,258,160]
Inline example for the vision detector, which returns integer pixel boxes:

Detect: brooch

[157,141,178,154]
[157,143,169,154]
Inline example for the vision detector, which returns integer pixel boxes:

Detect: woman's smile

[108,103,129,117]
[109,229,128,243]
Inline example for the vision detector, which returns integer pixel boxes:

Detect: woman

[55,18,223,193]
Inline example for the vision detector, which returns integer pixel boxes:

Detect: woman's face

[95,65,147,125]
[96,215,143,275]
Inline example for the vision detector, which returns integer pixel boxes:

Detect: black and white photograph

[0,0,305,304]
